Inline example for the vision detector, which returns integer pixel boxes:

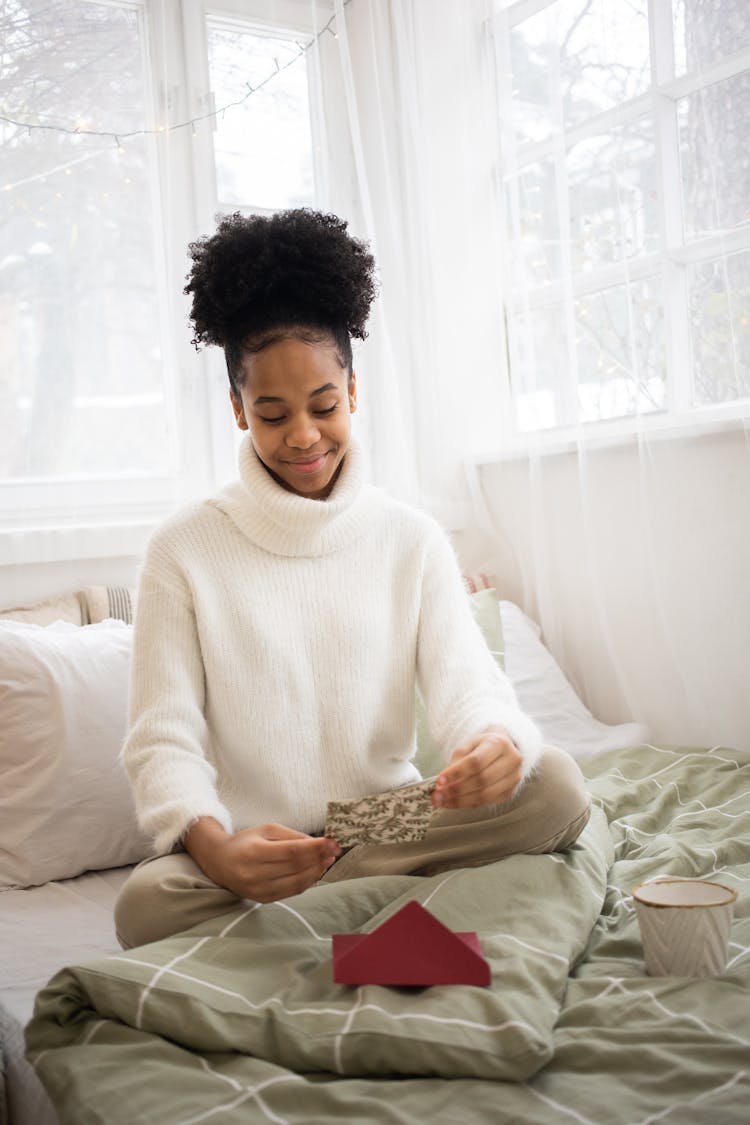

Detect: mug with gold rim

[631,878,737,977]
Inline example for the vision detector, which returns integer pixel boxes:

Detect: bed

[1,588,747,1125]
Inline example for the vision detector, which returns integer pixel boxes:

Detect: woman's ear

[230,389,249,430]
[348,371,357,414]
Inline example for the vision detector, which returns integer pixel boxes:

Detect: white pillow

[501,601,648,759]
[0,591,84,626]
[0,602,643,892]
[0,620,151,889]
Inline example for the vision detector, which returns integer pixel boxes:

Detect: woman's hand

[184,818,342,903]
[431,726,523,810]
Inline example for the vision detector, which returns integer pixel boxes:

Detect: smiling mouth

[284,452,330,474]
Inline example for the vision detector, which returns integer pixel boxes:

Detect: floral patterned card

[324,779,437,846]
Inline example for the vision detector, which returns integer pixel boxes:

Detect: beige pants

[115,745,591,950]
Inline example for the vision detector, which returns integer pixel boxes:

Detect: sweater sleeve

[121,532,234,854]
[416,523,543,782]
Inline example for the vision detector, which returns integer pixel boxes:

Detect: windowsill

[2,413,746,563]
[470,410,749,466]
[0,475,195,567]
[0,520,162,567]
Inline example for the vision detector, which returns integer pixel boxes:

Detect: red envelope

[332,900,491,986]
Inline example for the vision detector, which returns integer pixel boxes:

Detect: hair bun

[185,209,377,351]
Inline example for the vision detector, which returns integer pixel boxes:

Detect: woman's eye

[258,405,336,424]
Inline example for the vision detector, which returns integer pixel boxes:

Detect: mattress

[0,866,131,1026]
[0,866,132,1125]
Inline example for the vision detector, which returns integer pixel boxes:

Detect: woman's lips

[284,453,329,475]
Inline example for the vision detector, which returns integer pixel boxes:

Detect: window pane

[506,119,657,288]
[511,282,665,431]
[508,15,556,146]
[689,251,750,406]
[576,278,665,421]
[207,21,315,211]
[505,160,560,285]
[0,0,170,480]
[568,117,658,272]
[510,305,567,432]
[678,71,750,241]
[673,0,750,77]
[509,0,650,144]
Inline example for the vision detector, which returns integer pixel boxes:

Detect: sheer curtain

[312,0,750,752]
[476,0,750,751]
[310,0,507,521]
[5,0,746,747]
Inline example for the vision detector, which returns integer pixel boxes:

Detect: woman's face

[230,335,357,500]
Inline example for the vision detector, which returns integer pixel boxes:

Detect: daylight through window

[495,0,750,434]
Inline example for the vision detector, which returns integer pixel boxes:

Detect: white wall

[0,555,140,611]
[456,425,750,752]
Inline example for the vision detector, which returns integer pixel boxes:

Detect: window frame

[0,0,329,564]
[494,0,750,449]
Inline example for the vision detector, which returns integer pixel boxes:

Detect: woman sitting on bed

[114,208,591,949]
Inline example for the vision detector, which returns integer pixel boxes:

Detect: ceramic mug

[631,878,737,977]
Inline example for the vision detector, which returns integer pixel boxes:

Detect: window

[0,0,321,555]
[495,0,750,435]
[1,1,170,486]
[207,17,316,214]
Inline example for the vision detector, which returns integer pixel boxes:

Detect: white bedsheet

[0,865,132,1025]
[1,867,132,1125]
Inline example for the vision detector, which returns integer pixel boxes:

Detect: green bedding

[26,745,750,1124]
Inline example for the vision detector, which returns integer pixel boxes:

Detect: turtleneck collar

[211,435,380,557]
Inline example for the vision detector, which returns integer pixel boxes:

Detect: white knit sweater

[122,438,542,854]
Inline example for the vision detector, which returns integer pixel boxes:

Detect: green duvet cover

[26,745,750,1124]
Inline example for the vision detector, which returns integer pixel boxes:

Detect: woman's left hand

[431,725,523,810]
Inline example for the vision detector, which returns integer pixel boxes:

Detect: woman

[115,209,590,949]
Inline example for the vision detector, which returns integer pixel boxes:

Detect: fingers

[242,841,340,886]
[254,832,341,868]
[266,839,333,874]
[224,827,343,902]
[260,823,314,841]
[259,823,341,857]
[433,734,523,809]
[250,856,335,903]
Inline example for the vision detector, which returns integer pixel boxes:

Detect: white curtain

[310,0,750,753]
[310,0,506,523]
[7,0,745,748]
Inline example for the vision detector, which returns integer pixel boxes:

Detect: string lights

[0,1,351,155]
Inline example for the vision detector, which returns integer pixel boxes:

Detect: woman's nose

[286,417,321,448]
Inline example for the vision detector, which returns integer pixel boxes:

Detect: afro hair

[184,208,377,390]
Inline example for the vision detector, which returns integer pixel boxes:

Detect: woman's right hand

[184,817,342,903]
